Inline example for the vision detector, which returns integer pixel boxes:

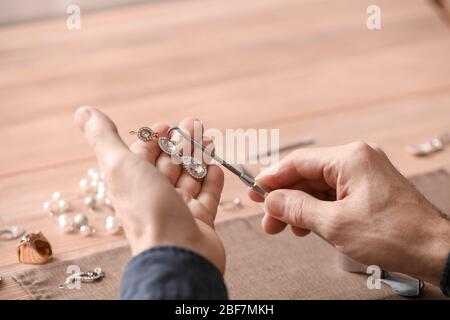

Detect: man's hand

[74,107,226,273]
[249,142,450,285]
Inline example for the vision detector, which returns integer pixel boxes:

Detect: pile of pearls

[79,168,114,211]
[43,192,70,219]
[42,168,122,237]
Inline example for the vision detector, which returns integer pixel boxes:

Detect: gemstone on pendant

[158,137,179,155]
[137,127,155,142]
[181,156,207,180]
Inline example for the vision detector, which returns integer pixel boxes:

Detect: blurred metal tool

[380,272,424,297]
[339,254,424,297]
[407,133,449,156]
[168,127,269,198]
[250,137,315,161]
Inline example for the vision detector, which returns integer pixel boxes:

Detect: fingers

[261,209,310,236]
[261,214,287,234]
[249,147,342,202]
[154,119,197,185]
[74,106,130,171]
[155,153,183,185]
[130,123,170,165]
[291,226,311,237]
[174,117,204,198]
[197,164,224,215]
[131,123,182,185]
[264,189,339,236]
[260,147,337,188]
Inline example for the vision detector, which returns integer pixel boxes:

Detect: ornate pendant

[59,267,105,289]
[158,137,179,155]
[130,127,208,180]
[129,127,158,142]
[181,156,207,180]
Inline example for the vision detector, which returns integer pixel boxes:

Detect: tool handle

[240,171,269,198]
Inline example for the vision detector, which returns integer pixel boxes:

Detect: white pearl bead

[80,225,96,237]
[48,211,58,219]
[58,215,74,233]
[90,180,99,189]
[104,197,114,209]
[73,213,88,228]
[58,200,69,212]
[233,197,242,207]
[79,179,90,193]
[43,201,51,212]
[91,172,100,181]
[52,192,61,201]
[105,215,121,235]
[84,196,96,210]
[96,192,106,205]
[87,168,97,177]
[97,181,106,192]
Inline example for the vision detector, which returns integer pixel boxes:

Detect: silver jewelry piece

[407,133,449,156]
[0,226,26,241]
[59,267,105,289]
[129,127,159,142]
[158,136,179,155]
[181,156,207,180]
[131,128,208,180]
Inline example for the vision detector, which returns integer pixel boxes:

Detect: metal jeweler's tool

[250,136,315,161]
[380,272,424,297]
[339,254,424,297]
[168,127,269,198]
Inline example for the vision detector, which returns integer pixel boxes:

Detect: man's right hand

[249,142,450,286]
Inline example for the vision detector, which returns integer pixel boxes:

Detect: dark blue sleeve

[119,246,228,300]
[440,252,450,297]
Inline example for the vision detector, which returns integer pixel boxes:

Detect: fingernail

[264,191,285,218]
[256,163,281,180]
[75,108,92,132]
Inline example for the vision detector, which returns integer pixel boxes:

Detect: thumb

[74,106,130,171]
[264,189,334,235]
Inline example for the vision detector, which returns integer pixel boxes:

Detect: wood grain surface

[0,0,449,299]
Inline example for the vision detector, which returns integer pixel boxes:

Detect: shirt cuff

[119,246,228,300]
[440,252,450,297]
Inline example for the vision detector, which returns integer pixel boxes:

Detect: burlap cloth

[13,169,450,299]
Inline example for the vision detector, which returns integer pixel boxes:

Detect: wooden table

[0,0,449,299]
